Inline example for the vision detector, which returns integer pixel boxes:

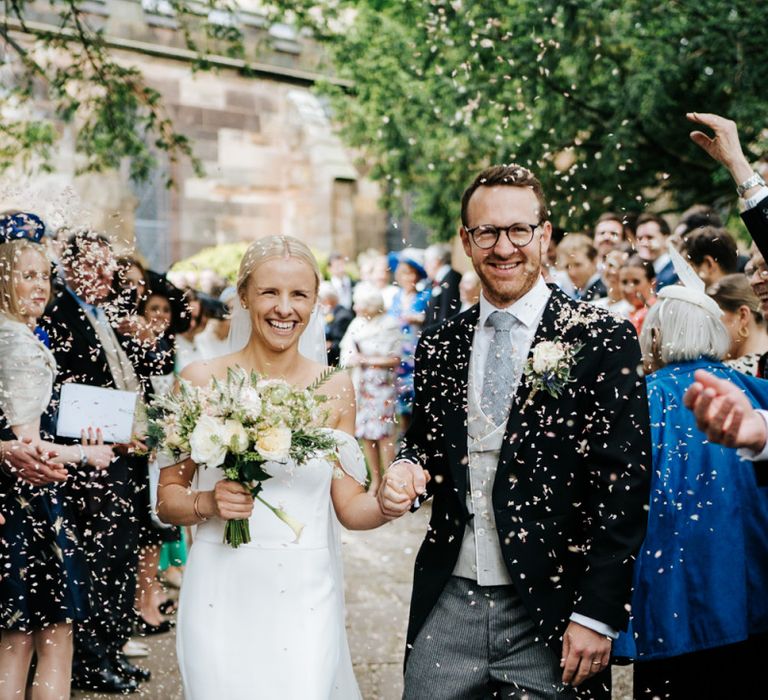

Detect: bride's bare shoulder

[180,353,244,387]
[179,360,216,387]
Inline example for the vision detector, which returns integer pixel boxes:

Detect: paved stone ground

[74,504,631,699]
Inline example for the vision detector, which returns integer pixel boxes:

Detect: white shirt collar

[436,264,451,282]
[478,275,551,330]
[653,253,671,274]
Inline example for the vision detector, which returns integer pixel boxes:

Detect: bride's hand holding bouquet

[147,366,338,547]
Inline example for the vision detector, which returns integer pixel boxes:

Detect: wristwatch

[736,171,766,197]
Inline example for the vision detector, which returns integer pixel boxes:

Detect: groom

[379,165,651,699]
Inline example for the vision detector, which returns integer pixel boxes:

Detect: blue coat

[614,359,768,660]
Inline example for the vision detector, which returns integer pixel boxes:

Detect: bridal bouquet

[147,367,338,548]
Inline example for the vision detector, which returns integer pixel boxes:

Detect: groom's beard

[475,254,543,307]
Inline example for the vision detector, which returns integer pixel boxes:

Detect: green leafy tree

[3,0,767,239]
[312,0,768,237]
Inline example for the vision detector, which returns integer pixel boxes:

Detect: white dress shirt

[472,275,551,389]
[653,252,671,276]
[331,275,353,309]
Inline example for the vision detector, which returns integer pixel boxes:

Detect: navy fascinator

[0,212,47,244]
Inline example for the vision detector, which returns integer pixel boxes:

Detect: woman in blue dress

[614,282,768,699]
[387,255,430,433]
[0,213,113,699]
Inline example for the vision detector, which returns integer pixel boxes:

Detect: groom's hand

[560,621,611,687]
[378,460,429,519]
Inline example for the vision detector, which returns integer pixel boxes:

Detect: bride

[157,236,397,699]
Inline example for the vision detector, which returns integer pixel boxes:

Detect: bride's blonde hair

[236,236,321,300]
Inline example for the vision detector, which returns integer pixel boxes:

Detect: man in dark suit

[423,243,462,326]
[685,112,768,259]
[318,282,355,366]
[681,113,768,468]
[42,232,172,693]
[635,213,679,290]
[379,165,651,699]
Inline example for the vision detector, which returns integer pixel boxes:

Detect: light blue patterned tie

[481,310,520,425]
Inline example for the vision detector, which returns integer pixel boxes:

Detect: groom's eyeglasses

[464,223,539,250]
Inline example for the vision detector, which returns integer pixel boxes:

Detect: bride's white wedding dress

[173,430,365,700]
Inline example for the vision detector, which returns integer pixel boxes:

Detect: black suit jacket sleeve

[741,195,768,262]
[572,320,651,629]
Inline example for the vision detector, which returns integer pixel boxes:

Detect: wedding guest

[636,213,679,289]
[423,243,462,326]
[113,256,150,317]
[318,282,354,366]
[614,286,768,699]
[682,226,738,286]
[592,212,628,262]
[195,287,236,360]
[708,273,768,376]
[556,233,607,301]
[620,254,657,335]
[42,231,169,693]
[340,285,402,494]
[687,112,767,261]
[364,252,397,310]
[673,203,722,239]
[591,249,632,318]
[458,270,481,311]
[0,220,113,700]
[155,289,204,597]
[544,226,576,296]
[132,282,182,635]
[388,255,431,432]
[175,289,206,371]
[328,251,355,310]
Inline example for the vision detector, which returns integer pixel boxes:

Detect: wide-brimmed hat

[388,248,427,280]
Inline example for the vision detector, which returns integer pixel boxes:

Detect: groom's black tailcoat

[399,286,652,659]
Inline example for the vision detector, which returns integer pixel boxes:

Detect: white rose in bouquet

[255,425,292,462]
[189,414,228,467]
[531,341,566,374]
[222,419,249,454]
[240,387,263,420]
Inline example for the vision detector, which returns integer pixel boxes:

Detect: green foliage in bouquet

[147,366,339,547]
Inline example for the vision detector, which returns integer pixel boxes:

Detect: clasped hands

[2,438,65,486]
[377,460,430,519]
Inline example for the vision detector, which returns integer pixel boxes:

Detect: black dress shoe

[72,666,139,694]
[134,612,173,636]
[113,653,151,682]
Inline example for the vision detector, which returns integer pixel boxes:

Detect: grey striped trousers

[403,576,580,700]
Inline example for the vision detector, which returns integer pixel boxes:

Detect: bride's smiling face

[242,255,318,352]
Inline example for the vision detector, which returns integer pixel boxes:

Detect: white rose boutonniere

[523,340,584,402]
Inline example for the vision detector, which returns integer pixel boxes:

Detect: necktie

[480,310,520,425]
